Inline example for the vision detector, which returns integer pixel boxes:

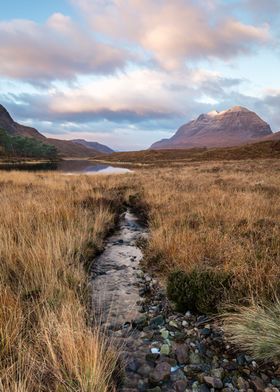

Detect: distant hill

[94,140,280,165]
[0,105,101,157]
[151,106,272,149]
[72,139,114,154]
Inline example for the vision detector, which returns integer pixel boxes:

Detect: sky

[0,0,280,150]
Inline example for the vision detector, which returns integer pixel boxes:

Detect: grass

[93,139,280,166]
[137,160,280,309]
[1,157,280,385]
[0,171,134,391]
[224,302,280,362]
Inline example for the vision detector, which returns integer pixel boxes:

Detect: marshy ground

[1,159,280,391]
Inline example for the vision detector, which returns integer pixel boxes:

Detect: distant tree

[0,129,58,160]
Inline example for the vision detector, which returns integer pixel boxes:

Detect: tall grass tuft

[224,302,280,362]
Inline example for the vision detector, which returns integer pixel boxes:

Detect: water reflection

[57,160,132,175]
[0,160,132,175]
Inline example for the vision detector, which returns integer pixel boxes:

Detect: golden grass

[1,158,280,381]
[0,171,134,391]
[138,160,280,303]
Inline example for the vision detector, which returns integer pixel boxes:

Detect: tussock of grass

[0,171,134,391]
[224,302,280,362]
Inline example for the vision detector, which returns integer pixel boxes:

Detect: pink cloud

[0,13,129,82]
[73,0,270,69]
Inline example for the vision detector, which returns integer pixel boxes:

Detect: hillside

[93,140,280,165]
[151,106,272,149]
[0,105,100,157]
[72,139,114,154]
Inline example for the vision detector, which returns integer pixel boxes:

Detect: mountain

[72,139,114,154]
[151,106,273,149]
[0,105,100,157]
[0,104,46,141]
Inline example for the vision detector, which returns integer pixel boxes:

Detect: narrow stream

[91,209,146,330]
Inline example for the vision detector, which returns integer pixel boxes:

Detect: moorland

[1,154,280,390]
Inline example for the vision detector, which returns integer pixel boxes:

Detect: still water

[0,160,132,175]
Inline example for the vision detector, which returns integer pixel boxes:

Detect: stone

[150,315,165,327]
[146,388,161,392]
[237,376,248,390]
[183,365,203,376]
[175,344,188,364]
[160,344,170,355]
[149,362,171,384]
[169,320,179,329]
[211,368,224,379]
[204,376,223,389]
[189,352,202,365]
[137,364,153,377]
[133,315,148,329]
[146,352,160,362]
[272,380,280,388]
[175,380,188,392]
[199,385,211,392]
[200,328,211,336]
[250,376,266,391]
[161,330,169,339]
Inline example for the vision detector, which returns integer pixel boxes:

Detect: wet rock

[204,376,223,389]
[146,387,162,392]
[149,362,171,385]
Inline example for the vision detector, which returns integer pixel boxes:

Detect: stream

[91,209,146,329]
[90,210,279,392]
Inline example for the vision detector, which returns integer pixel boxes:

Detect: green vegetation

[167,269,232,313]
[0,128,58,159]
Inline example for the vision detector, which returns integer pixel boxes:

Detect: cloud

[2,68,243,126]
[73,0,270,70]
[0,13,129,83]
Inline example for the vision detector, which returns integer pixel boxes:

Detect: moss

[167,269,232,314]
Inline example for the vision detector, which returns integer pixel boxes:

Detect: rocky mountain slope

[0,105,113,157]
[151,106,272,149]
[72,139,114,154]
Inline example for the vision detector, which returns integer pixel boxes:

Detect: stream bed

[90,210,280,392]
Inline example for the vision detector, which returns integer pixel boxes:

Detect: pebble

[149,362,171,384]
[204,376,223,389]
[160,344,170,355]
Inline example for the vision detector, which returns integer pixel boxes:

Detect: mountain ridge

[151,106,272,150]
